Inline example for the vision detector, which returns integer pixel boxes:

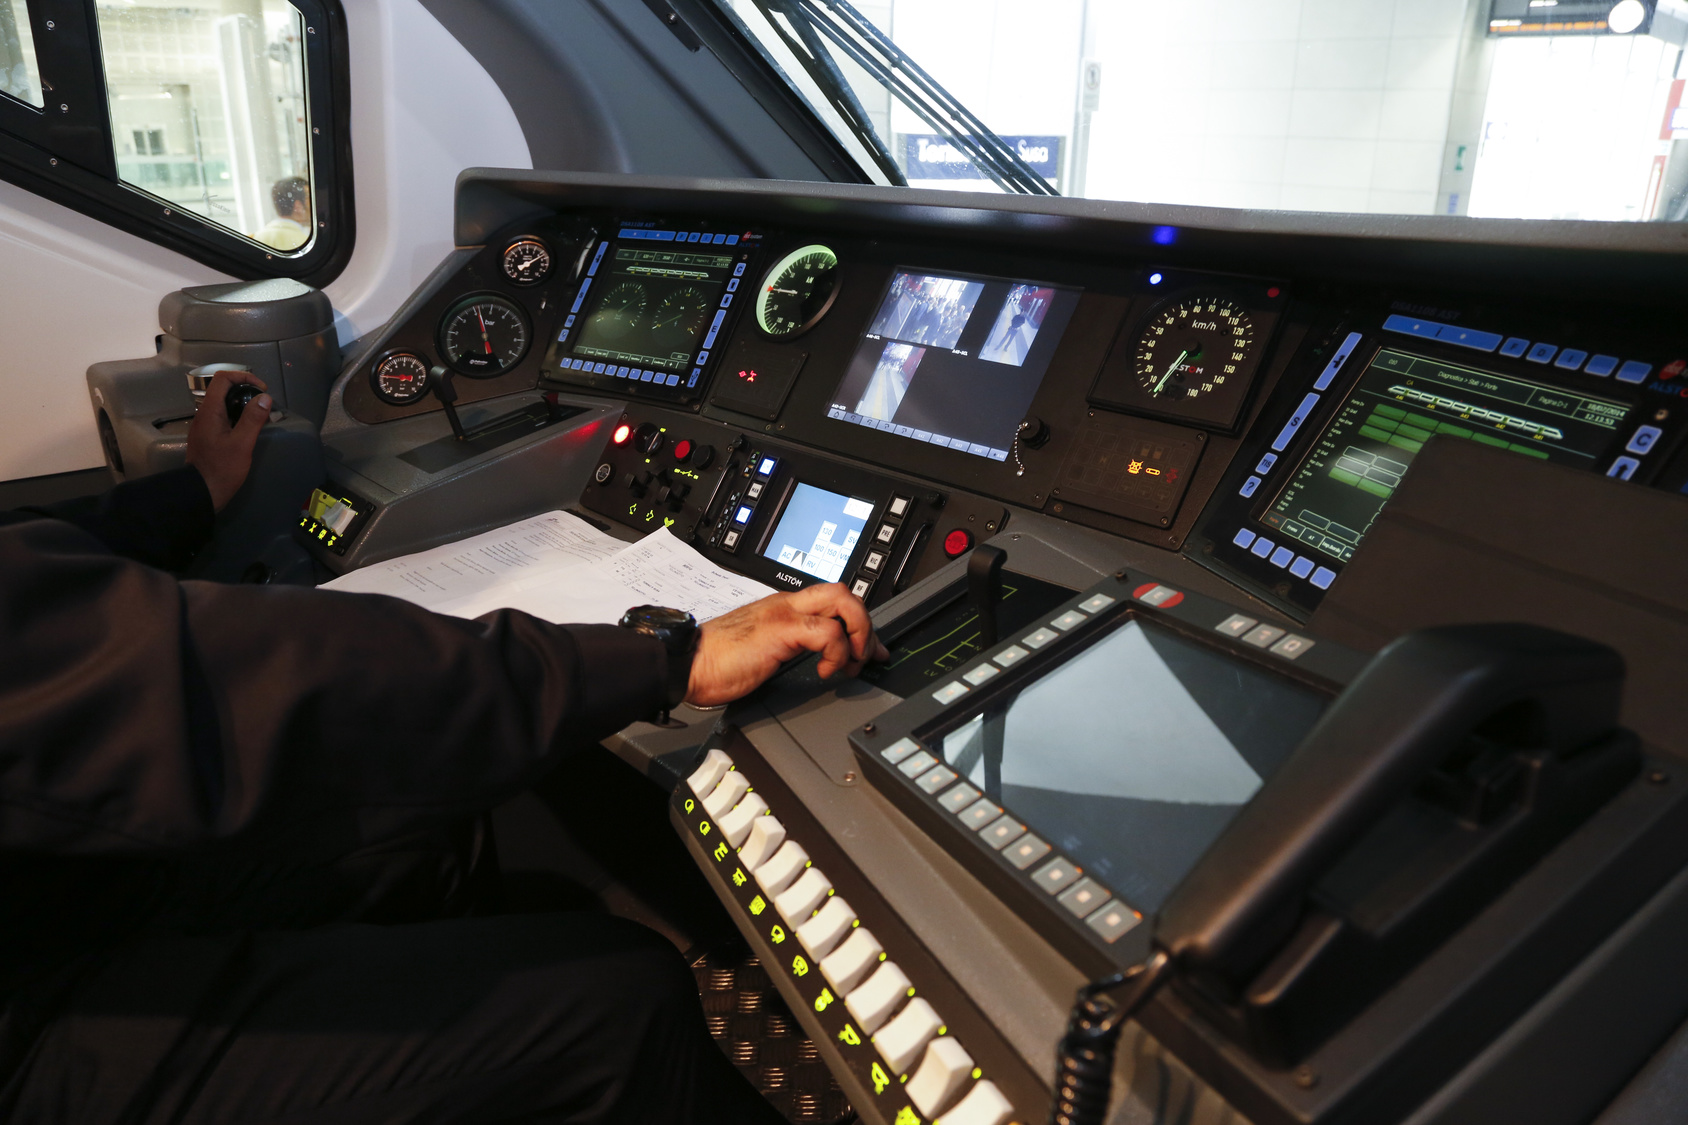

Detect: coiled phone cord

[1048,950,1174,1125]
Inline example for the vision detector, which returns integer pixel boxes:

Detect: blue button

[570,277,594,313]
[712,309,726,327]
[1435,324,1503,352]
[1269,546,1295,568]
[1554,349,1588,371]
[1240,475,1261,498]
[1626,425,1662,455]
[712,233,726,244]
[688,232,701,243]
[1526,343,1557,364]
[1250,536,1275,559]
[616,366,630,378]
[1499,337,1530,358]
[556,329,569,343]
[1232,528,1257,549]
[1314,331,1364,391]
[1289,556,1315,579]
[721,294,733,308]
[564,314,576,328]
[1585,354,1619,377]
[1311,566,1337,590]
[727,235,740,245]
[1382,314,1443,339]
[1272,392,1322,452]
[1607,456,1640,481]
[666,374,680,386]
[1617,361,1652,384]
[733,262,746,276]
[1256,453,1278,474]
[726,278,740,292]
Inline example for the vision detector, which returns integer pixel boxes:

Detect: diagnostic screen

[762,483,875,583]
[563,244,735,380]
[936,617,1326,913]
[828,270,1082,462]
[1264,347,1630,563]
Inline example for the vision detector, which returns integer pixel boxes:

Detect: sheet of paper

[320,510,624,612]
[445,526,775,625]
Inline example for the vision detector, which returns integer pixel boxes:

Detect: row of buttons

[1383,314,1657,384]
[553,355,683,387]
[687,749,1018,1125]
[879,733,1142,947]
[618,228,743,245]
[849,494,914,602]
[1230,528,1337,590]
[1213,612,1315,659]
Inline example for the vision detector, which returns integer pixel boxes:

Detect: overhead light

[1608,0,1647,33]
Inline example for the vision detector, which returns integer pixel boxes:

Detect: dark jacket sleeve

[0,516,669,855]
[13,467,216,572]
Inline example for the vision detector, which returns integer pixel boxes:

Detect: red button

[612,423,632,445]
[943,529,973,557]
[673,439,694,463]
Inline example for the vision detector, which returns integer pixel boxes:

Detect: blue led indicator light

[1151,226,1177,246]
[1148,272,1163,285]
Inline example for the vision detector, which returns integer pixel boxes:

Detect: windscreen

[935,617,1326,912]
[827,270,1081,462]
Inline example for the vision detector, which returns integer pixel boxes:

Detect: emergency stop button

[943,529,973,557]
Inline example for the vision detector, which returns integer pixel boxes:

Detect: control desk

[302,171,1688,1125]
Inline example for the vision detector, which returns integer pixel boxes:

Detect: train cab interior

[5,0,1688,1122]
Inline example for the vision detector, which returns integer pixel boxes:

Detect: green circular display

[754,244,840,340]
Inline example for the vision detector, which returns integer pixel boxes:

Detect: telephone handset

[1050,623,1638,1125]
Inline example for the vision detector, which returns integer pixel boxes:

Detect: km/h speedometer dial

[439,294,530,377]
[1134,297,1257,402]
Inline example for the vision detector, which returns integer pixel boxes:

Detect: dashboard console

[303,173,1688,1125]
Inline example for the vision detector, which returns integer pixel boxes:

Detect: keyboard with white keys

[674,733,1047,1125]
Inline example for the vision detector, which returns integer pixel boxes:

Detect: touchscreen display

[565,244,736,380]
[762,483,875,582]
[936,617,1326,912]
[828,270,1082,462]
[1264,347,1629,563]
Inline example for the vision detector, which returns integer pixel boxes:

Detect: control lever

[428,365,468,442]
[966,543,1007,649]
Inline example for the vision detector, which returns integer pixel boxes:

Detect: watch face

[621,605,698,635]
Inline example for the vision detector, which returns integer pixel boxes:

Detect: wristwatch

[618,605,700,720]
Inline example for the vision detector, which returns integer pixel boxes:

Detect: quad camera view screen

[936,617,1327,913]
[761,483,876,583]
[1264,347,1630,564]
[828,269,1082,462]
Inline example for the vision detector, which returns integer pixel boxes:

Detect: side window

[0,0,350,284]
[0,0,42,108]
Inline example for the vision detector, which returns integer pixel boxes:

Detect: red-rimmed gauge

[370,352,430,405]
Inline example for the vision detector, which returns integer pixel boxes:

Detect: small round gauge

[501,237,552,284]
[650,285,711,336]
[755,244,839,339]
[370,351,430,405]
[588,281,648,340]
[1133,297,1257,401]
[439,294,530,377]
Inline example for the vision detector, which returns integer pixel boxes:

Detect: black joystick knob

[225,382,262,424]
[1018,416,1051,449]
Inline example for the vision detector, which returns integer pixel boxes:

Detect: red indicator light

[1662,359,1685,381]
[612,423,632,445]
[943,529,973,557]
[1267,286,1281,298]
[673,439,694,463]
[739,368,758,383]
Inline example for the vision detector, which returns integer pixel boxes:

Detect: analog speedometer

[438,294,530,377]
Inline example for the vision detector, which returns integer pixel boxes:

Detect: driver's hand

[185,369,271,511]
[686,583,890,707]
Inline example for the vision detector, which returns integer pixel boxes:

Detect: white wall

[0,0,529,482]
[1082,0,1471,214]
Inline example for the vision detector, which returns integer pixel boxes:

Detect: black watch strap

[618,605,699,716]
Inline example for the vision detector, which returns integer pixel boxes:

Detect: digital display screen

[762,483,875,582]
[1264,347,1630,563]
[828,270,1081,462]
[298,486,370,556]
[935,617,1326,912]
[558,244,736,384]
